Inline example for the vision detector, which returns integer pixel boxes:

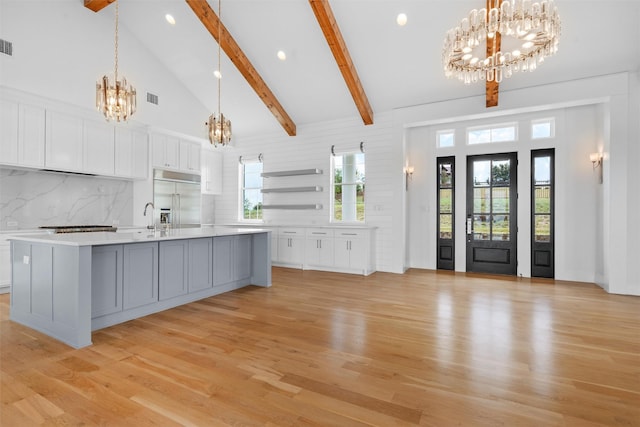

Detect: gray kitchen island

[8,227,271,348]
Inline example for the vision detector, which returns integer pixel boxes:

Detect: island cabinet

[91,245,123,317]
[123,242,159,310]
[213,235,252,286]
[188,238,213,292]
[159,240,189,300]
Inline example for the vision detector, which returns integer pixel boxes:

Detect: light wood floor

[1,268,639,426]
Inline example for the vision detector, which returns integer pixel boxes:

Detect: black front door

[466,153,518,275]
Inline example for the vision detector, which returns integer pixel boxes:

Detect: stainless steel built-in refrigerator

[153,170,201,228]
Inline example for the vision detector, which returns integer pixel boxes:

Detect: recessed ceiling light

[165,14,176,25]
[213,70,222,79]
[397,13,407,26]
[277,50,286,61]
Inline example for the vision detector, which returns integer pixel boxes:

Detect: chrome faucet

[143,202,155,229]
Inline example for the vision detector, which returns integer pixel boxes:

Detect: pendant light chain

[114,0,119,83]
[217,0,221,117]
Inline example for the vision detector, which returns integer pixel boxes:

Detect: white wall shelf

[262,204,323,210]
[261,186,322,193]
[261,169,322,178]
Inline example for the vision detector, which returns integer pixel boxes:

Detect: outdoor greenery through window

[332,152,365,222]
[241,161,263,221]
[467,123,517,145]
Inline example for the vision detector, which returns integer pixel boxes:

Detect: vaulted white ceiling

[106,0,639,138]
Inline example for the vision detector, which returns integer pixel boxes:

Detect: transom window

[332,152,365,222]
[437,130,455,148]
[531,118,555,139]
[240,161,263,221]
[467,123,518,145]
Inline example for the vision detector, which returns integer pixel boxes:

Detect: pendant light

[207,0,232,147]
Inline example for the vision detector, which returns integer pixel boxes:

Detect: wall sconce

[405,166,414,191]
[590,152,603,184]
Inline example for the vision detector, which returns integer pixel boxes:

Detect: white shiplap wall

[214,112,399,273]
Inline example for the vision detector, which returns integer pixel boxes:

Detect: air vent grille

[146,92,159,105]
[0,39,13,56]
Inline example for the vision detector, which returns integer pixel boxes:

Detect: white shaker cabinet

[152,133,180,170]
[179,141,201,173]
[115,127,148,179]
[305,228,334,269]
[276,228,305,268]
[0,99,46,168]
[333,229,373,275]
[201,148,223,194]
[45,110,84,172]
[83,119,115,176]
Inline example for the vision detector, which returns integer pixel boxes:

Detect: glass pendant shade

[208,112,232,147]
[96,75,136,122]
[95,0,136,122]
[442,0,561,85]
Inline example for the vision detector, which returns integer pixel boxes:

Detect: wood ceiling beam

[84,0,115,13]
[185,0,296,136]
[486,0,501,108]
[309,0,374,125]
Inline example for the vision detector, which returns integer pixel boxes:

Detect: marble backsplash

[0,168,133,230]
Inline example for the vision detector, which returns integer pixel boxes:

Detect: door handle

[466,216,472,235]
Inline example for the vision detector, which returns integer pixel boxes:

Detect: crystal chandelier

[96,0,136,122]
[207,0,232,147]
[443,0,561,85]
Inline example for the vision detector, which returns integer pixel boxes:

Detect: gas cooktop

[38,225,118,233]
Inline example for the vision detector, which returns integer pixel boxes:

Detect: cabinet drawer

[278,228,305,237]
[334,229,368,239]
[305,228,334,238]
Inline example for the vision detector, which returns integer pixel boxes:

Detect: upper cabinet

[151,133,180,170]
[46,110,84,173]
[201,148,222,195]
[0,99,46,169]
[115,127,148,180]
[152,133,202,175]
[179,141,201,173]
[83,119,115,176]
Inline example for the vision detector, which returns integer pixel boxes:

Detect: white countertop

[6,226,271,247]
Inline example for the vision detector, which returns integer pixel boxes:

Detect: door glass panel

[534,156,551,184]
[473,160,491,186]
[492,187,510,213]
[491,160,511,185]
[440,189,452,213]
[440,214,452,239]
[492,215,510,241]
[473,215,490,240]
[535,215,551,241]
[439,163,453,187]
[535,186,551,213]
[474,188,490,213]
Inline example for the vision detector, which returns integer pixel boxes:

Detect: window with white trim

[467,123,518,145]
[437,129,455,148]
[332,151,365,222]
[531,118,555,139]
[239,160,263,221]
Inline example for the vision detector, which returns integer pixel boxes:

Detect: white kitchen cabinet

[152,133,180,170]
[0,99,46,168]
[179,141,201,173]
[0,99,19,165]
[304,228,334,269]
[276,228,305,268]
[46,110,84,172]
[201,148,222,195]
[83,119,115,176]
[115,127,148,179]
[333,229,374,275]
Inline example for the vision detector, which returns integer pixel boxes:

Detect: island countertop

[6,226,271,247]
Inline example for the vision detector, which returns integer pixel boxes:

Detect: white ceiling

[112,0,640,139]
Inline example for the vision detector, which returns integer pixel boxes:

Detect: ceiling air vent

[146,92,159,105]
[0,39,13,56]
